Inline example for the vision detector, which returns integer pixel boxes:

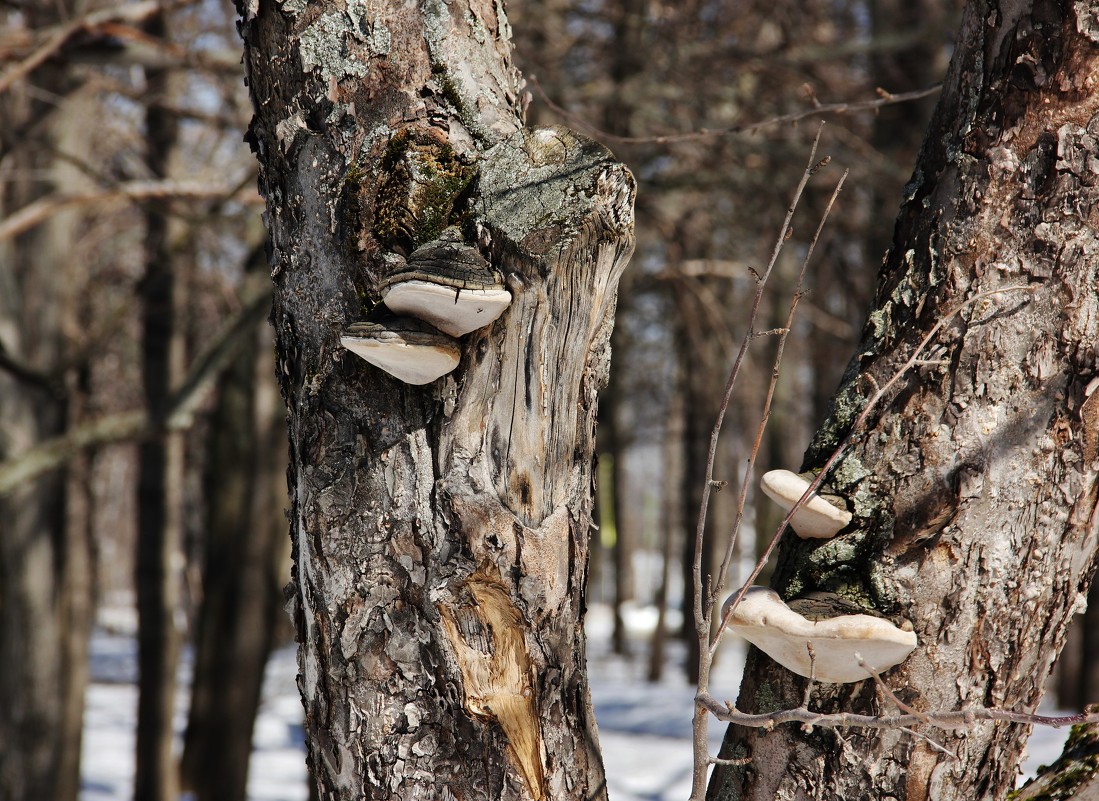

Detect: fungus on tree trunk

[723,586,917,684]
[759,469,852,540]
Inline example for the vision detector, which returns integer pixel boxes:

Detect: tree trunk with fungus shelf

[708,2,1099,801]
[237,1,634,799]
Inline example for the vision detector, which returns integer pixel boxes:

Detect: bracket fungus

[760,469,853,539]
[722,586,917,684]
[340,317,460,385]
[380,228,512,338]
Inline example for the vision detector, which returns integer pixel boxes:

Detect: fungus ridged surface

[723,586,917,683]
[340,317,460,385]
[381,229,512,337]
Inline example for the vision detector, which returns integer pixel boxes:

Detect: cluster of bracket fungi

[340,226,512,384]
[723,470,918,684]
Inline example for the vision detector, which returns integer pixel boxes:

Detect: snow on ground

[81,602,1070,801]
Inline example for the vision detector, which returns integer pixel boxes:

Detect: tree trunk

[0,37,94,801]
[135,14,186,799]
[238,1,634,798]
[648,386,683,683]
[709,2,1099,800]
[181,249,286,801]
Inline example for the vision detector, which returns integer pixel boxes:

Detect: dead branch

[688,126,830,801]
[696,692,1099,734]
[0,179,260,242]
[529,77,941,145]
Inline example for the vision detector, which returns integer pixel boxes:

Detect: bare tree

[706,2,1099,799]
[0,6,98,798]
[237,0,634,797]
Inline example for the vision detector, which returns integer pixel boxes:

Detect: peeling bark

[237,1,634,798]
[709,2,1099,800]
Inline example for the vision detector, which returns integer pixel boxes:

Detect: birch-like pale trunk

[709,2,1099,800]
[238,1,634,798]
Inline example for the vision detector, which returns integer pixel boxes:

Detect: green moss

[1010,724,1099,800]
[381,129,411,170]
[372,132,476,251]
[433,65,467,118]
[751,679,785,715]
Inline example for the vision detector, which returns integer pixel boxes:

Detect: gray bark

[709,2,1099,800]
[238,1,634,798]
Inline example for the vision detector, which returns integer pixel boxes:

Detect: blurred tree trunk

[675,274,724,685]
[134,12,186,801]
[238,1,634,799]
[181,243,287,801]
[647,386,683,682]
[602,0,647,662]
[708,2,1099,799]
[0,35,94,801]
[1057,579,1099,709]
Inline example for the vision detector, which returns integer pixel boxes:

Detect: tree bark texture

[709,2,1099,800]
[238,1,635,799]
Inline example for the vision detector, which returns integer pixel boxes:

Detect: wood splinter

[438,569,545,800]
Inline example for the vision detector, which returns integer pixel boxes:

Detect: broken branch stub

[433,125,635,800]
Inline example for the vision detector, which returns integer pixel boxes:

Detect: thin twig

[709,756,753,767]
[802,643,818,711]
[529,76,941,145]
[860,656,934,727]
[899,726,958,759]
[688,126,829,801]
[710,169,848,645]
[859,657,956,757]
[696,692,1097,732]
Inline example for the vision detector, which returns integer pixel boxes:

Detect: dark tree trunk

[135,13,185,800]
[238,1,634,798]
[181,249,287,801]
[648,386,683,683]
[675,273,728,684]
[708,2,1099,800]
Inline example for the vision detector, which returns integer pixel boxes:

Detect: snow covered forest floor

[80,602,1069,801]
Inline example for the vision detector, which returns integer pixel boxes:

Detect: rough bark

[709,2,1099,800]
[238,1,634,799]
[1013,722,1099,800]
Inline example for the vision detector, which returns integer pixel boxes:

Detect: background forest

[3,0,1091,800]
